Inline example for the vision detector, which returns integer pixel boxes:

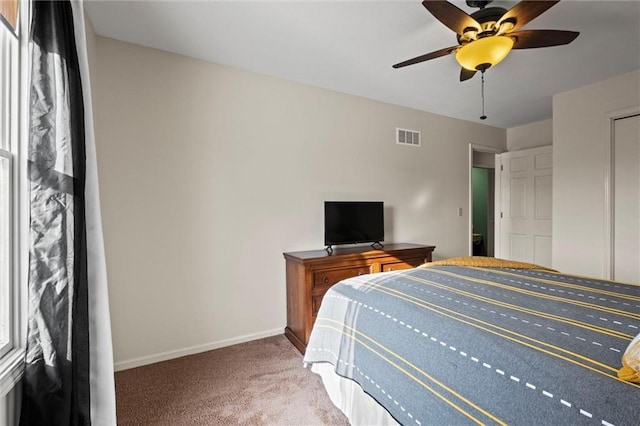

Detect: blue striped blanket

[303,265,640,425]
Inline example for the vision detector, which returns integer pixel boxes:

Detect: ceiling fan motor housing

[457,7,510,43]
[466,0,493,9]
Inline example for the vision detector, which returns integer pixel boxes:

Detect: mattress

[303,258,640,425]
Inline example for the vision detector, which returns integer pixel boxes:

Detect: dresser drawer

[381,257,426,272]
[313,265,372,289]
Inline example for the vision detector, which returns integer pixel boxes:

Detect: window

[0,0,24,396]
[0,139,12,358]
[0,8,19,356]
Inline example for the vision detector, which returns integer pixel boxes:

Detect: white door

[613,114,640,283]
[497,146,553,267]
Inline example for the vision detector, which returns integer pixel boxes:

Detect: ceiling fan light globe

[455,36,514,71]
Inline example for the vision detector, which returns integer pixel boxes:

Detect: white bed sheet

[310,362,399,426]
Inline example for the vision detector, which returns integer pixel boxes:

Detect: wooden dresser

[283,243,435,354]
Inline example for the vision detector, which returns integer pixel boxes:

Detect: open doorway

[472,167,494,256]
[468,144,503,256]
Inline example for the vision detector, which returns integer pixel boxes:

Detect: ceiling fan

[393,0,580,82]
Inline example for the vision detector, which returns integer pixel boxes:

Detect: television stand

[283,243,435,354]
[325,245,333,255]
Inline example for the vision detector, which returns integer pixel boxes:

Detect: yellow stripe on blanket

[419,256,556,272]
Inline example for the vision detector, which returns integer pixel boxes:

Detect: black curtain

[20,1,91,425]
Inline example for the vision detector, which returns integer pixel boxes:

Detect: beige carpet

[115,335,348,425]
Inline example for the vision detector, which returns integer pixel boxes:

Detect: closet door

[613,114,640,283]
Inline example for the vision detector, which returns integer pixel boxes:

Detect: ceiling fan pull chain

[480,70,487,120]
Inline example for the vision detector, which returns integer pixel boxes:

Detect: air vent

[396,128,421,147]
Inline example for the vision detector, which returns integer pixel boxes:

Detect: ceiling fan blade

[460,68,477,81]
[510,29,579,49]
[393,45,458,69]
[497,0,560,32]
[422,0,480,35]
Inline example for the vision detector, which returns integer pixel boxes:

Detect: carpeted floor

[114,335,348,425]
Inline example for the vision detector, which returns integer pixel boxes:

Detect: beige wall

[94,37,506,369]
[553,70,640,277]
[507,119,553,151]
[472,151,497,168]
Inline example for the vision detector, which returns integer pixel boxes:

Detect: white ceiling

[85,0,640,129]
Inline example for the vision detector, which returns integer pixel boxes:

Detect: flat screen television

[324,201,384,248]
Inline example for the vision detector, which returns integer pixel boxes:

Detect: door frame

[603,106,640,279]
[468,143,504,256]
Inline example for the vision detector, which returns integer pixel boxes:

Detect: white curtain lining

[70,2,116,424]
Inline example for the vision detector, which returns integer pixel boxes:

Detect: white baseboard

[113,327,284,371]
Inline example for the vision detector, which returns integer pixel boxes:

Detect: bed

[302,257,640,425]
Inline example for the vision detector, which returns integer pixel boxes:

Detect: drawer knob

[388,267,393,271]
[323,275,329,283]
